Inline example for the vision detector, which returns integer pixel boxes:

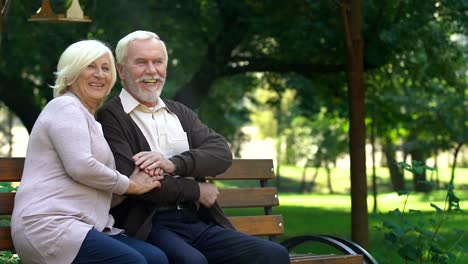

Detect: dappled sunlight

[0,110,29,157]
[279,193,352,210]
[375,190,468,213]
[278,191,468,214]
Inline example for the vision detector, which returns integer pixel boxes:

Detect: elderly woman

[11,40,169,264]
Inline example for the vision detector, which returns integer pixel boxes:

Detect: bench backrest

[0,158,283,251]
[0,157,22,251]
[207,159,284,237]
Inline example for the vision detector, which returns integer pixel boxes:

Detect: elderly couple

[11,31,290,264]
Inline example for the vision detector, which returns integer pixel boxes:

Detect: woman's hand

[133,151,176,176]
[126,167,163,195]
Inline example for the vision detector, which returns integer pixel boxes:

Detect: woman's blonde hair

[51,40,117,97]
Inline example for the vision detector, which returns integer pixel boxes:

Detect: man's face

[118,38,167,106]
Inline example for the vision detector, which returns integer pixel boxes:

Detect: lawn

[223,166,468,263]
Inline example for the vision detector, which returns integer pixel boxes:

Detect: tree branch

[223,57,346,77]
[1,0,13,50]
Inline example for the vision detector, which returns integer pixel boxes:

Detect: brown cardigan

[97,95,234,240]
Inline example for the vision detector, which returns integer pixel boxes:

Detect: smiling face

[118,38,167,107]
[69,54,113,113]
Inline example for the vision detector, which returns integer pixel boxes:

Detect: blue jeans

[73,229,169,264]
[147,209,290,264]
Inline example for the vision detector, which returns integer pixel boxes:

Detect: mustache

[137,75,165,83]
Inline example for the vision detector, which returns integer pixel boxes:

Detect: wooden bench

[207,159,377,264]
[1,158,377,263]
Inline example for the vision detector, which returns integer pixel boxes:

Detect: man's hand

[133,151,176,176]
[198,182,219,208]
[126,167,163,195]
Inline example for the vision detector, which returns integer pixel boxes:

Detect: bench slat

[0,158,24,182]
[218,187,279,208]
[0,193,15,215]
[208,159,274,180]
[227,215,284,236]
[0,227,13,251]
[0,158,275,181]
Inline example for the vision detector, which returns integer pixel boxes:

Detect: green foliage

[1,1,466,167]
[396,161,435,180]
[375,162,465,263]
[0,182,16,193]
[0,251,20,264]
[0,181,19,262]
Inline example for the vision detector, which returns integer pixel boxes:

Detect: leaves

[64,0,73,10]
[377,178,465,263]
[398,244,421,261]
[430,203,444,214]
[0,251,20,264]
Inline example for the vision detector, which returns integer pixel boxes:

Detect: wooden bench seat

[0,158,377,263]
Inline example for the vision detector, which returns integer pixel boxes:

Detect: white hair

[51,40,117,97]
[115,30,168,64]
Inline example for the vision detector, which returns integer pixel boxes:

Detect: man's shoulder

[96,96,124,122]
[100,95,123,112]
[163,99,191,113]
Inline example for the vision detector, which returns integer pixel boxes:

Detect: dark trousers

[146,209,290,264]
[73,229,169,264]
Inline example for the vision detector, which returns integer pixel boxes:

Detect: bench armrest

[281,235,378,264]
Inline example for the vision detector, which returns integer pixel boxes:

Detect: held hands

[133,151,176,176]
[126,166,163,195]
[198,182,219,208]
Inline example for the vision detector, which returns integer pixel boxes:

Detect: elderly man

[97,30,290,264]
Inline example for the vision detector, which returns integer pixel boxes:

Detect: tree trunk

[325,163,334,194]
[275,99,283,188]
[275,135,282,188]
[340,0,369,249]
[450,143,463,186]
[0,74,43,132]
[1,0,13,58]
[7,108,13,156]
[370,120,377,213]
[174,59,218,109]
[307,163,320,193]
[382,142,405,191]
[299,160,309,193]
[410,150,431,192]
[433,150,440,189]
[0,0,4,50]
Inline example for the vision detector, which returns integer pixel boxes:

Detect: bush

[375,161,466,263]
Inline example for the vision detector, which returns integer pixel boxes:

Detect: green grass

[222,166,468,263]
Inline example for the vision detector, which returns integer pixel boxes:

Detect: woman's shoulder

[37,95,86,124]
[45,94,81,111]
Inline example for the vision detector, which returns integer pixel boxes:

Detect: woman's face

[69,54,113,109]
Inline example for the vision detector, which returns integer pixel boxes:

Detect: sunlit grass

[276,166,468,194]
[279,190,468,213]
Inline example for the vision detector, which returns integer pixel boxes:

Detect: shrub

[375,161,466,263]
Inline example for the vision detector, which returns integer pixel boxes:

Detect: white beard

[123,68,164,103]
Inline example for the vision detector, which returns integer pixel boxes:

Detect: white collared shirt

[119,89,189,158]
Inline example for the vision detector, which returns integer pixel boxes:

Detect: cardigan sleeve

[167,101,233,179]
[97,102,200,205]
[47,101,129,195]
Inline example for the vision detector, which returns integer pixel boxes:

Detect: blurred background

[0,1,466,263]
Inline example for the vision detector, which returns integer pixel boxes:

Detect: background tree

[290,109,348,194]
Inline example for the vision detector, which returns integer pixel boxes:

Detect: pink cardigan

[11,93,129,264]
